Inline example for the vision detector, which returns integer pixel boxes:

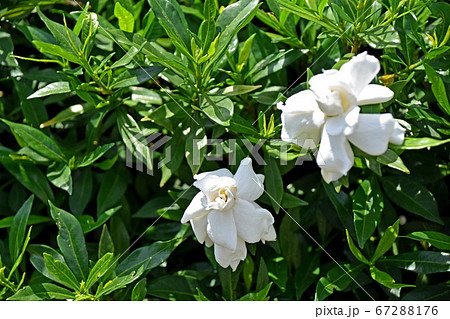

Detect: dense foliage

[0,0,449,301]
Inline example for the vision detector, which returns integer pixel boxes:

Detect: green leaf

[111,66,163,89]
[203,0,217,20]
[322,180,354,236]
[315,263,365,301]
[96,266,144,298]
[195,287,210,300]
[117,108,153,173]
[370,266,415,288]
[264,154,283,213]
[77,206,121,234]
[162,125,185,172]
[276,0,339,32]
[207,0,259,73]
[40,104,90,128]
[49,202,89,281]
[361,25,400,49]
[115,238,183,277]
[12,79,49,128]
[219,267,234,300]
[256,257,269,292]
[86,252,113,289]
[131,278,147,301]
[114,2,135,32]
[376,149,410,174]
[76,143,115,168]
[378,251,450,274]
[80,12,98,56]
[200,94,234,126]
[97,163,128,215]
[69,168,93,215]
[243,255,254,291]
[103,28,192,76]
[403,231,450,251]
[371,220,399,263]
[133,196,179,219]
[148,0,191,49]
[295,252,320,300]
[27,82,71,99]
[36,8,81,56]
[0,30,18,67]
[7,283,75,301]
[185,120,207,175]
[46,162,72,195]
[1,119,66,163]
[28,244,66,285]
[403,283,450,301]
[381,176,442,224]
[0,160,54,204]
[143,103,179,132]
[0,215,52,229]
[345,229,369,264]
[238,33,256,66]
[394,137,450,150]
[32,40,81,64]
[9,226,32,276]
[281,192,308,208]
[352,179,383,248]
[217,85,262,97]
[238,282,273,301]
[267,257,287,292]
[147,274,197,300]
[131,87,162,105]
[424,64,450,116]
[250,49,302,82]
[98,225,115,259]
[43,253,80,291]
[9,195,34,261]
[229,114,259,135]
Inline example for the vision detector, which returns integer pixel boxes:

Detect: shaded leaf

[49,202,89,281]
[9,195,34,261]
[403,231,450,251]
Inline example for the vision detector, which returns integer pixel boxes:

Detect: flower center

[314,81,357,117]
[205,185,236,211]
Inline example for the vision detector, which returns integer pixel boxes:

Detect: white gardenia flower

[278,52,406,183]
[181,158,276,271]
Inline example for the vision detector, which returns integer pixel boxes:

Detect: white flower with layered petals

[181,158,276,271]
[278,52,405,183]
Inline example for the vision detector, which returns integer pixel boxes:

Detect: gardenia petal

[190,215,208,244]
[234,158,264,202]
[279,90,324,147]
[194,174,236,203]
[180,192,208,223]
[194,168,233,181]
[357,84,394,105]
[317,125,354,183]
[316,90,345,116]
[340,52,380,96]
[347,113,397,156]
[256,174,265,184]
[277,88,319,114]
[214,239,247,271]
[207,210,237,251]
[325,107,360,137]
[308,69,341,99]
[204,237,213,248]
[390,120,406,145]
[261,225,277,243]
[233,199,275,243]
